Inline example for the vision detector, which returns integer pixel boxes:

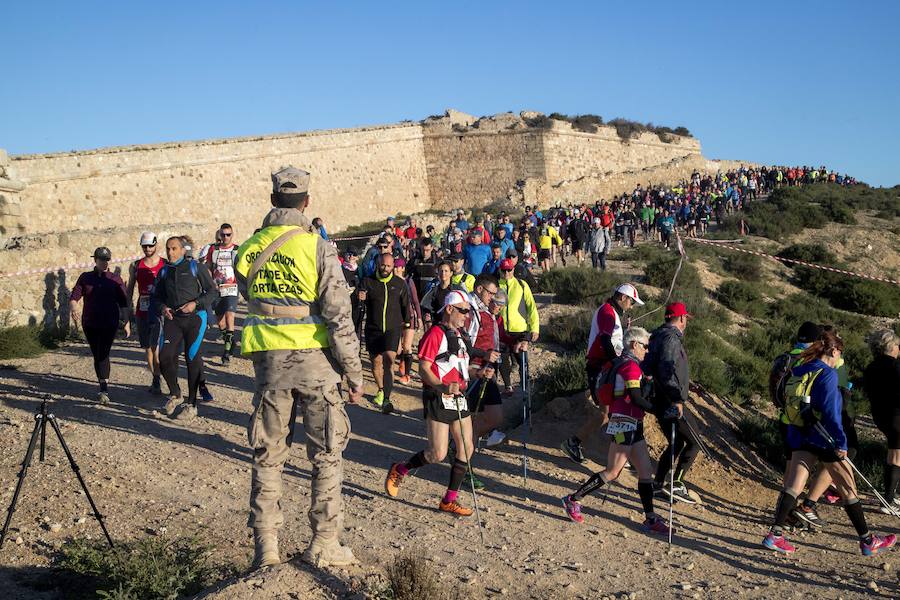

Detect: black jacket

[864,354,900,422]
[359,273,410,334]
[642,323,689,412]
[153,259,217,315]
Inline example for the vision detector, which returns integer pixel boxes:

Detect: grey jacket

[589,227,610,254]
[642,323,689,412]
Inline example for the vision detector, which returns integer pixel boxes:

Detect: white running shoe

[878,498,900,515]
[484,430,507,447]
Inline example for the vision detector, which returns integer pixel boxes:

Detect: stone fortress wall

[0,109,747,325]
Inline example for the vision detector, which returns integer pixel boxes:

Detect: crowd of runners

[62,162,897,566]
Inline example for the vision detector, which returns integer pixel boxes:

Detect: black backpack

[769,352,794,409]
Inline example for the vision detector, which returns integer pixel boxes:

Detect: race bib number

[138,295,150,312]
[219,284,239,297]
[606,417,638,435]
[441,394,468,412]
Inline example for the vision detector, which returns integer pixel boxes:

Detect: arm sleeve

[317,238,363,388]
[522,281,540,334]
[196,262,219,309]
[399,280,411,324]
[115,275,129,308]
[656,336,684,405]
[408,281,422,324]
[152,269,167,309]
[70,274,85,303]
[126,262,137,310]
[816,370,847,450]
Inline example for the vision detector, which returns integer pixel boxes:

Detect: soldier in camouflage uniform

[236,166,363,569]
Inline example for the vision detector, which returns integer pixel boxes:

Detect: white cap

[615,283,644,306]
[440,290,471,312]
[140,231,157,246]
[593,217,601,225]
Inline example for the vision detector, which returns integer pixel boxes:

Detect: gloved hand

[663,404,682,420]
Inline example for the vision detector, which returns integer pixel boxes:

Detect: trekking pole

[520,347,531,489]
[453,396,487,547]
[682,412,710,458]
[669,420,676,546]
[813,423,900,519]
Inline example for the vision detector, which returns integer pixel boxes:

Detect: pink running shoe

[562,495,584,524]
[861,533,897,556]
[643,516,674,536]
[763,532,796,554]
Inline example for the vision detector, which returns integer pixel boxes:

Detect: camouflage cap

[271,166,310,195]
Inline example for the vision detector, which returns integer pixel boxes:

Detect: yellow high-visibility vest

[235,225,328,353]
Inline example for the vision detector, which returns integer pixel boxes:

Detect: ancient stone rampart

[0,109,743,324]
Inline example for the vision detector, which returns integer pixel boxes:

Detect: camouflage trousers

[247,384,350,538]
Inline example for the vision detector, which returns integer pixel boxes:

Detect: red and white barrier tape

[685,237,900,286]
[331,233,378,242]
[0,255,142,279]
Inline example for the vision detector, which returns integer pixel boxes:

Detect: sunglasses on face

[142,244,156,249]
[222,233,232,238]
[452,306,471,315]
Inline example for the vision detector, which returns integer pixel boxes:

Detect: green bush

[533,352,587,410]
[53,536,231,600]
[0,324,65,360]
[643,253,701,292]
[722,253,762,281]
[538,267,622,305]
[717,280,764,318]
[543,310,592,349]
[777,244,900,317]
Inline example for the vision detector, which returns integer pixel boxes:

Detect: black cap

[92,247,112,260]
[797,321,823,344]
[450,252,464,261]
[505,248,518,258]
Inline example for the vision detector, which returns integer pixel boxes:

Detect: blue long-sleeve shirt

[464,243,492,277]
[786,359,847,451]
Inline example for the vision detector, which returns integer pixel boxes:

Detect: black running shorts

[422,388,471,424]
[365,329,401,356]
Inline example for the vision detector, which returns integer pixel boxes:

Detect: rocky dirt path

[1,299,898,599]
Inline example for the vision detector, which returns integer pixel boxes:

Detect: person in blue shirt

[464,231,492,276]
[455,209,470,232]
[482,244,503,274]
[494,227,514,259]
[763,330,896,556]
[499,214,514,239]
[658,209,675,250]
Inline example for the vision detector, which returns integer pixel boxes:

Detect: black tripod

[0,396,113,549]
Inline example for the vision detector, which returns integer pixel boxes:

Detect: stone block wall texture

[1,110,739,324]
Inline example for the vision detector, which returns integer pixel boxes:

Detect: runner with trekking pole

[384,290,479,519]
[763,329,896,555]
[645,302,702,504]
[561,327,674,537]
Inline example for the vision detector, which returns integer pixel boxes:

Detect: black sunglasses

[222,232,232,237]
[141,244,156,249]
[452,306,471,315]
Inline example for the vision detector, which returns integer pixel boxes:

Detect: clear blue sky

[3,1,898,186]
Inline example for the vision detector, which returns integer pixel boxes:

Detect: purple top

[70,269,128,329]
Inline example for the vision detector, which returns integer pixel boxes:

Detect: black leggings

[500,347,525,389]
[83,325,117,382]
[159,312,206,404]
[655,409,702,485]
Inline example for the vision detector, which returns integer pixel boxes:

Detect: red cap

[665,302,692,319]
[499,258,514,271]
